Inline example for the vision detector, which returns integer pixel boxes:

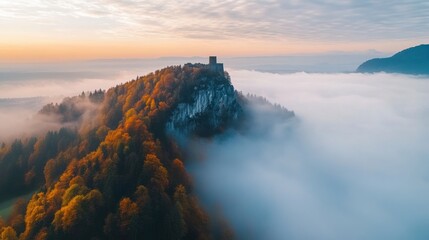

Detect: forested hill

[0,64,252,240]
[356,44,429,75]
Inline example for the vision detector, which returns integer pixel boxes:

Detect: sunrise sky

[1,0,428,61]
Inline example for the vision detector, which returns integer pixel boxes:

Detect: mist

[0,96,102,142]
[2,58,429,238]
[0,54,372,140]
[188,71,429,240]
[0,60,140,140]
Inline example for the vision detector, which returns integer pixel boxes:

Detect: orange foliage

[0,226,18,240]
[118,198,139,234]
[143,154,169,191]
[0,64,232,239]
[22,193,47,239]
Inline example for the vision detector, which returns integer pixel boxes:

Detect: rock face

[357,44,429,75]
[167,73,243,136]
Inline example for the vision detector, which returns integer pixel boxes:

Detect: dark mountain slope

[0,64,245,240]
[357,44,429,75]
[0,62,293,239]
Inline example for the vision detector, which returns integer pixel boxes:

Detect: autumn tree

[0,227,18,240]
[0,64,237,239]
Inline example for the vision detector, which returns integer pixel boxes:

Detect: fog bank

[189,71,429,240]
[0,52,385,98]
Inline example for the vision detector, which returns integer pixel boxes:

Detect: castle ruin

[208,56,224,73]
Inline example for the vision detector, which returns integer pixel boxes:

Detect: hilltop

[357,44,429,75]
[0,59,293,239]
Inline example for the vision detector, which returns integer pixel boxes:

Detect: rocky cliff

[167,71,242,137]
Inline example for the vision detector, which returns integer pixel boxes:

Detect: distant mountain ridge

[357,44,429,75]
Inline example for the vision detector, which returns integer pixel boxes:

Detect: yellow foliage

[53,189,103,233]
[150,99,156,111]
[53,195,85,231]
[34,227,48,240]
[69,176,85,187]
[62,183,89,206]
[0,227,18,240]
[23,193,47,238]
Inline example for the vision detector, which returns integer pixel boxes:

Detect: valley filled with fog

[190,70,429,240]
[1,61,429,239]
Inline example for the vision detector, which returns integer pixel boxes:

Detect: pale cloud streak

[1,0,428,42]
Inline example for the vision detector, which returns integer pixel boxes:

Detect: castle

[183,56,225,75]
[208,56,224,73]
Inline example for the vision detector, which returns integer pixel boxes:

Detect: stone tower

[208,56,224,73]
[209,56,217,65]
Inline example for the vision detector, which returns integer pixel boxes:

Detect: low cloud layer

[0,97,58,141]
[189,71,429,240]
[0,61,129,140]
[0,62,135,99]
[0,58,184,140]
[0,96,100,142]
[2,62,429,239]
[0,53,386,97]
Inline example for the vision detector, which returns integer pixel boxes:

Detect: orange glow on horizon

[0,38,422,62]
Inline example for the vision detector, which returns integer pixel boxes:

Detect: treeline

[0,65,234,239]
[39,89,104,123]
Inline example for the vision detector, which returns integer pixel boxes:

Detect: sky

[1,0,428,61]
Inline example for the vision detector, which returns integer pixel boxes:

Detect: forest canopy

[0,65,237,240]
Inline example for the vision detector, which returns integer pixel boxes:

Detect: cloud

[0,59,178,98]
[1,58,429,238]
[0,97,60,141]
[0,57,210,139]
[3,54,381,99]
[188,71,429,240]
[0,93,104,142]
[0,60,130,140]
[1,0,428,41]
